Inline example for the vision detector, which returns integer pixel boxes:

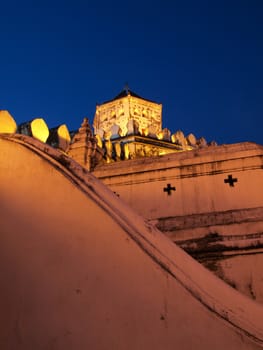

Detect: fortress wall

[94,142,263,219]
[94,142,263,301]
[0,135,263,349]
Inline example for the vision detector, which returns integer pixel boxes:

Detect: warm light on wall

[95,134,103,148]
[0,110,17,134]
[157,131,164,140]
[140,128,149,136]
[57,124,71,151]
[124,143,130,160]
[31,118,49,143]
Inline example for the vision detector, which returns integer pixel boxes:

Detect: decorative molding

[155,207,263,232]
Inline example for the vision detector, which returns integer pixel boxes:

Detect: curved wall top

[0,134,262,350]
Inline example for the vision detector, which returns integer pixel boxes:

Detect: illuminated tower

[93,86,162,137]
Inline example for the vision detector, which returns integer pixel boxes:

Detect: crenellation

[1,89,262,304]
[0,110,17,134]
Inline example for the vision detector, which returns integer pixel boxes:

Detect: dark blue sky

[1,0,262,145]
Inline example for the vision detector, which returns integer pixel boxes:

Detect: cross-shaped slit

[163,183,176,195]
[224,174,238,187]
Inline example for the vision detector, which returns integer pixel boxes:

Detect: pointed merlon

[0,110,17,134]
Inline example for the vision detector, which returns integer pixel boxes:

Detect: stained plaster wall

[1,135,263,349]
[94,142,263,220]
[93,142,263,301]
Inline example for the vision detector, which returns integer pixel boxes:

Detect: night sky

[1,0,262,145]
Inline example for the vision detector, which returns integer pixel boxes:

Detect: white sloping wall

[0,135,262,350]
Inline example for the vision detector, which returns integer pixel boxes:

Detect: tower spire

[124,82,129,94]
